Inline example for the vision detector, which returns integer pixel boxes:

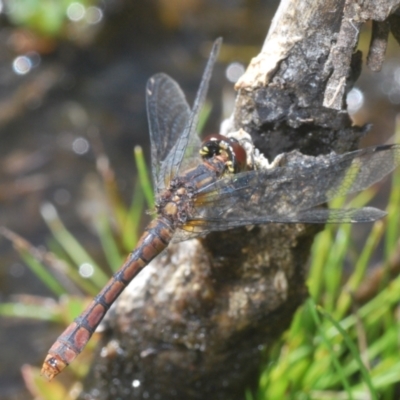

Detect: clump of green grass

[250,129,400,400]
[0,144,153,399]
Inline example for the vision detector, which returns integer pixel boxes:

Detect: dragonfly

[41,38,400,380]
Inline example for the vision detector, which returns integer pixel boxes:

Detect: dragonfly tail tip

[40,354,68,381]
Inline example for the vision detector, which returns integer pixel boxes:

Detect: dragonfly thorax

[156,180,195,226]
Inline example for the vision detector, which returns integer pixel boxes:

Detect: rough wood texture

[323,0,400,109]
[78,1,400,399]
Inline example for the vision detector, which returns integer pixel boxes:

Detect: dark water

[0,1,399,399]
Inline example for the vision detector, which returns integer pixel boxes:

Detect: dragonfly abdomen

[41,217,174,380]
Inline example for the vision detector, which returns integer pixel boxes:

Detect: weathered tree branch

[78,1,400,399]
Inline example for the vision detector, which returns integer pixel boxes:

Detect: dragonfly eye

[200,134,247,173]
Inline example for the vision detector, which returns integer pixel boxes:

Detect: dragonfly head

[200,134,247,173]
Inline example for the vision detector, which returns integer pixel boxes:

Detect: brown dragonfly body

[41,138,239,379]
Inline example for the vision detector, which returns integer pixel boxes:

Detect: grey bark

[78,1,400,399]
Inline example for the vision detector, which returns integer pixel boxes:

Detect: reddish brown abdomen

[41,217,174,380]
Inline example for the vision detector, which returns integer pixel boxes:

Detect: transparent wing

[187,144,400,230]
[178,208,387,237]
[146,73,191,194]
[161,38,222,189]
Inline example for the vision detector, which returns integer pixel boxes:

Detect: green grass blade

[20,252,66,296]
[335,219,385,318]
[134,146,154,209]
[122,178,145,252]
[326,273,400,338]
[308,299,354,400]
[308,229,333,300]
[0,301,62,322]
[0,227,69,296]
[96,152,130,234]
[318,305,378,400]
[45,238,100,296]
[370,360,400,390]
[40,202,108,288]
[385,163,400,258]
[323,225,352,311]
[95,213,123,272]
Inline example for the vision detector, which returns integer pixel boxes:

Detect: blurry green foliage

[5,0,98,36]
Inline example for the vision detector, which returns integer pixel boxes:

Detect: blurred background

[0,1,400,399]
